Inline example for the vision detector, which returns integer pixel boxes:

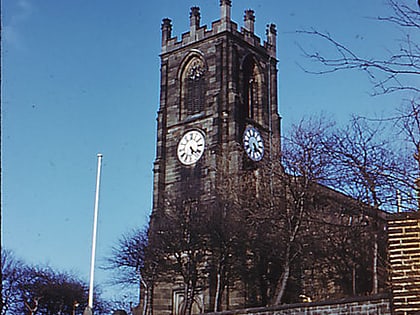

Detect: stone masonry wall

[204,295,392,315]
[388,212,420,315]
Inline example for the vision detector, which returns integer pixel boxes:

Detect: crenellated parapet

[160,1,277,58]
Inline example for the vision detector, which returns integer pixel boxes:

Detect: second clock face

[243,126,264,162]
[177,130,205,165]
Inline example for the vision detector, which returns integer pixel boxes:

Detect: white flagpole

[87,153,103,312]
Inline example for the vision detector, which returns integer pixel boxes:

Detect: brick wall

[388,212,420,315]
[204,295,392,315]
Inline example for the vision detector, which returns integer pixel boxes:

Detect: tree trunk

[141,279,149,315]
[214,272,221,312]
[273,245,291,305]
[147,284,154,315]
[274,263,290,305]
[373,234,378,294]
[183,285,194,315]
[352,263,356,295]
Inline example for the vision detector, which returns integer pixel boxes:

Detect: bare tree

[298,0,419,210]
[207,115,387,305]
[394,101,420,209]
[328,116,415,211]
[271,116,389,303]
[17,266,102,315]
[215,164,284,307]
[104,227,149,303]
[272,116,336,304]
[2,249,25,315]
[206,194,247,312]
[299,0,419,96]
[150,198,210,315]
[1,250,108,315]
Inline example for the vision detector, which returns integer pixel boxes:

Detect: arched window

[242,56,263,122]
[183,58,206,115]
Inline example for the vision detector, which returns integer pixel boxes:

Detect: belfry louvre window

[242,56,262,122]
[187,75,204,114]
[185,58,205,115]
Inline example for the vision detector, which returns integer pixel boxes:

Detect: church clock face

[243,126,264,162]
[177,130,205,165]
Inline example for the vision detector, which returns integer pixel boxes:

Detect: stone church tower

[152,0,280,217]
[149,1,281,314]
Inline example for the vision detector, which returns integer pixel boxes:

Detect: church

[142,1,395,315]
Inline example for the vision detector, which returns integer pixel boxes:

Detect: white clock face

[177,130,205,165]
[243,126,264,161]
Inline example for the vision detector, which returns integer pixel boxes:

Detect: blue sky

[2,0,408,301]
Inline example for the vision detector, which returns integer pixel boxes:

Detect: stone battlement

[161,3,276,57]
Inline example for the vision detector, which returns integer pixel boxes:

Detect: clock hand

[253,143,258,152]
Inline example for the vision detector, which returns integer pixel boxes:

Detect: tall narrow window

[248,77,254,118]
[242,56,261,121]
[185,59,205,115]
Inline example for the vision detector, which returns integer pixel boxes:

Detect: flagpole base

[83,306,93,315]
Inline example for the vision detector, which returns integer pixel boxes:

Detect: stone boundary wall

[205,294,392,315]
